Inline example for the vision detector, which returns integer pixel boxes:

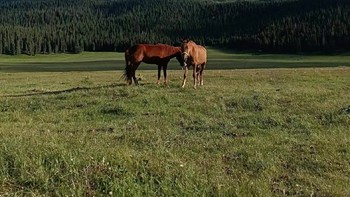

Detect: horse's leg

[200,63,205,86]
[181,66,188,88]
[125,62,133,85]
[163,64,168,85]
[196,66,200,86]
[157,64,161,85]
[132,69,138,85]
[193,65,197,89]
[132,62,140,85]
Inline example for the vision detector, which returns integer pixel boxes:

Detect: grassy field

[1,49,350,72]
[0,65,349,195]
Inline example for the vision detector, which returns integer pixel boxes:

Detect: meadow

[1,49,350,72]
[0,50,349,196]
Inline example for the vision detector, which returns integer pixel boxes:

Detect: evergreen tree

[0,0,349,55]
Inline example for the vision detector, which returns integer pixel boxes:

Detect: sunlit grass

[0,68,349,196]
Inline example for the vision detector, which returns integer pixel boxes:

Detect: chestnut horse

[181,40,207,88]
[124,44,183,85]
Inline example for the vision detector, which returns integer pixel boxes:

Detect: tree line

[0,0,349,55]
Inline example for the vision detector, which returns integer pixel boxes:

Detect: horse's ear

[181,39,189,43]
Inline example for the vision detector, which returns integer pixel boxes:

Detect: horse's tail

[124,49,133,84]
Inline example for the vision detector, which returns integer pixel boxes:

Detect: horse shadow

[3,83,128,98]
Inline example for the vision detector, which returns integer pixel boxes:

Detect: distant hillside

[0,0,349,55]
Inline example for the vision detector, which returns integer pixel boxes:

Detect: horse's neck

[169,47,181,57]
[188,46,196,55]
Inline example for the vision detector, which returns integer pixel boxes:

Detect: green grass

[1,48,350,72]
[0,68,349,196]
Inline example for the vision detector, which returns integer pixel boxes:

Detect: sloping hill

[0,0,349,54]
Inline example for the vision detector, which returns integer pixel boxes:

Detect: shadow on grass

[210,46,350,56]
[2,83,127,98]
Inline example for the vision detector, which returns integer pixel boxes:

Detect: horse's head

[181,40,191,67]
[175,52,185,67]
[172,47,184,67]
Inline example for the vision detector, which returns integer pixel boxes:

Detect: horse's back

[126,44,180,64]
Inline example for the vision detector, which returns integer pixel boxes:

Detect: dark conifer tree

[0,0,349,55]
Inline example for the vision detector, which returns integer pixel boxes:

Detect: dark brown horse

[124,44,183,85]
[181,40,207,88]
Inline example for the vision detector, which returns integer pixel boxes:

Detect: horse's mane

[154,44,181,55]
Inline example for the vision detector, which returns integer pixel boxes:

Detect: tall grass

[0,68,349,196]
